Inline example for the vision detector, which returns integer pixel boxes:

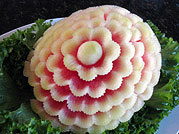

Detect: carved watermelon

[24,5,161,134]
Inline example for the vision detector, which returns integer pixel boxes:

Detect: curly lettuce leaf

[0,19,52,111]
[146,20,179,110]
[9,103,38,124]
[0,19,51,90]
[0,70,21,110]
[0,103,62,134]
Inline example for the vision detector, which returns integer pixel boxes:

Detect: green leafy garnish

[0,19,51,92]
[0,104,62,134]
[146,20,179,110]
[9,103,38,124]
[0,19,51,111]
[0,71,21,110]
[0,19,178,134]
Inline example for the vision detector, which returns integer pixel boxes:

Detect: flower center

[77,41,103,65]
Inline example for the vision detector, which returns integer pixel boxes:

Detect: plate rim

[0,18,63,41]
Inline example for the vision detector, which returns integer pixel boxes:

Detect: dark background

[0,0,178,41]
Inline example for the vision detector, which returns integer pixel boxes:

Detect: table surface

[0,0,178,41]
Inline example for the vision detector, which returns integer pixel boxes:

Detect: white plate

[0,18,62,40]
[0,18,178,134]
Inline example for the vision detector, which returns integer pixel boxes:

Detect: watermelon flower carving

[24,5,161,134]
